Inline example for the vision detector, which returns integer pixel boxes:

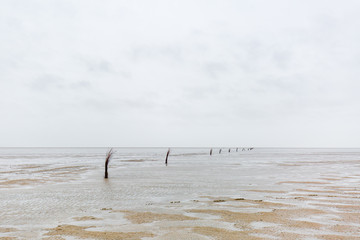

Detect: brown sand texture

[41,185,360,240]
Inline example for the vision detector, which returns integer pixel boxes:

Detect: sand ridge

[73,216,103,221]
[119,210,198,224]
[45,225,154,240]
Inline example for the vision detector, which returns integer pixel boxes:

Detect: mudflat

[1,148,360,239]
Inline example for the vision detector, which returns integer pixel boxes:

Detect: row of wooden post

[104,147,254,178]
[165,147,254,165]
[210,147,254,155]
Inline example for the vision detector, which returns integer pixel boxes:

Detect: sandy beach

[1,148,360,239]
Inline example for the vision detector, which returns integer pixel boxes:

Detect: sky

[1,0,360,147]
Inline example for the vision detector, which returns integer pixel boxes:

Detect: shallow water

[1,148,360,239]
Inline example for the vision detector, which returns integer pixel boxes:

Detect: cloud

[30,74,65,91]
[1,0,360,147]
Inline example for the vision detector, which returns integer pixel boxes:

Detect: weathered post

[165,148,170,166]
[104,148,114,179]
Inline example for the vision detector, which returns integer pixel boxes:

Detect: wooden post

[165,148,170,166]
[104,148,114,179]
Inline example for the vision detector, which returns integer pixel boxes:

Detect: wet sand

[39,190,360,239]
[47,194,360,239]
[1,148,360,239]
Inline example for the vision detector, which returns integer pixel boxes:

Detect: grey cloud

[182,85,220,101]
[203,62,228,79]
[30,75,91,92]
[77,57,132,79]
[256,75,304,94]
[130,45,183,63]
[271,50,292,70]
[69,81,91,90]
[81,97,156,114]
[82,59,112,73]
[30,74,65,91]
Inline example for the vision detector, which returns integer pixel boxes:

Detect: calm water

[1,147,360,237]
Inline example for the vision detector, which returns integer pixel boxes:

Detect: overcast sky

[1,0,360,147]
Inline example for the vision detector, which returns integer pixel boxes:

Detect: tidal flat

[1,148,360,239]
